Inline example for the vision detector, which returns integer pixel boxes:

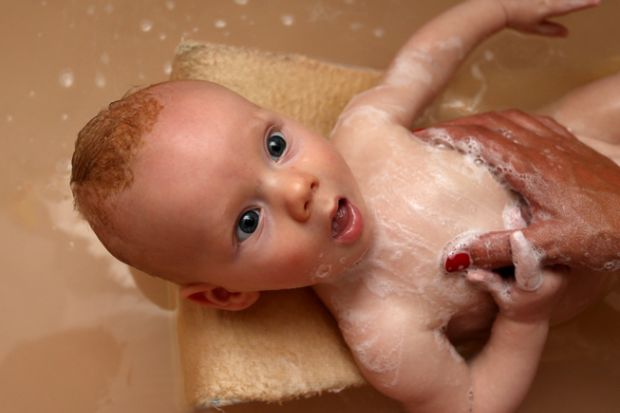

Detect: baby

[71,0,618,412]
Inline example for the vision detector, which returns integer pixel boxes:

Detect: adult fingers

[442,110,550,148]
[444,220,567,272]
[444,230,514,272]
[496,110,560,141]
[535,115,574,139]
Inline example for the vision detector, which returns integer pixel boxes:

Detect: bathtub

[1,1,618,412]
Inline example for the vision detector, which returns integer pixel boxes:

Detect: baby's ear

[180,283,260,311]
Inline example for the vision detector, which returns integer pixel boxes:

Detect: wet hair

[70,85,163,233]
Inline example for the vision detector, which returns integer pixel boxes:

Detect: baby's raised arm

[340,0,599,128]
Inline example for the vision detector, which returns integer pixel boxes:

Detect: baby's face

[113,81,371,292]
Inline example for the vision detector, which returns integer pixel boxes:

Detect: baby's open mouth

[331,198,363,243]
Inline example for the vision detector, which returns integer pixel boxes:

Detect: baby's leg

[538,72,620,163]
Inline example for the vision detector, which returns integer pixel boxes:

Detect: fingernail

[412,127,425,132]
[519,272,543,292]
[445,252,471,272]
[467,270,486,282]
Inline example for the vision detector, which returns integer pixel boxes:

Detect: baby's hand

[498,0,600,36]
[466,232,566,323]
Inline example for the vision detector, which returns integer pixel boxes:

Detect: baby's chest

[350,133,512,313]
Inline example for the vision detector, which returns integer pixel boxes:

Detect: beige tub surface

[1,1,619,412]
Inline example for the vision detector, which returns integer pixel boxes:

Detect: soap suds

[511,230,544,291]
[386,50,433,87]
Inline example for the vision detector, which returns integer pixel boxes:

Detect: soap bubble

[349,21,363,31]
[100,52,110,65]
[58,69,74,88]
[280,14,294,26]
[140,19,154,32]
[214,19,227,29]
[95,72,106,88]
[163,62,172,75]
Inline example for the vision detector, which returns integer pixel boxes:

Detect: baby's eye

[236,209,260,241]
[266,130,287,160]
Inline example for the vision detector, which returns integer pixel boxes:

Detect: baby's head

[71,80,371,310]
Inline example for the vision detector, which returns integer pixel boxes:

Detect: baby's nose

[282,170,318,222]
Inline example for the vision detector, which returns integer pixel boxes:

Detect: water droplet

[36,32,43,38]
[373,27,385,38]
[214,19,227,29]
[344,0,355,4]
[100,52,110,65]
[280,14,294,26]
[28,90,36,98]
[86,5,95,15]
[140,19,154,32]
[192,26,199,33]
[58,69,74,88]
[6,114,14,123]
[234,0,249,5]
[159,32,167,40]
[69,241,75,248]
[104,3,114,14]
[349,21,363,31]
[165,0,176,10]
[61,113,69,121]
[40,0,47,6]
[163,62,172,76]
[95,72,106,88]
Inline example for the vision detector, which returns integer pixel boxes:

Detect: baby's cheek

[268,241,320,283]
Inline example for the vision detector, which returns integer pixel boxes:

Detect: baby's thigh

[538,72,620,151]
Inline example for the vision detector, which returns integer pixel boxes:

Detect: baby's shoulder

[330,104,412,163]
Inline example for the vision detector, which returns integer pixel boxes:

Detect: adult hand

[414,110,620,281]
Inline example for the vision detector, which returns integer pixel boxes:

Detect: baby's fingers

[511,230,544,291]
[466,269,511,302]
[547,0,600,16]
[530,20,567,37]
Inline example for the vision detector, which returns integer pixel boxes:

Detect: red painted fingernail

[445,252,471,272]
[412,127,425,132]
